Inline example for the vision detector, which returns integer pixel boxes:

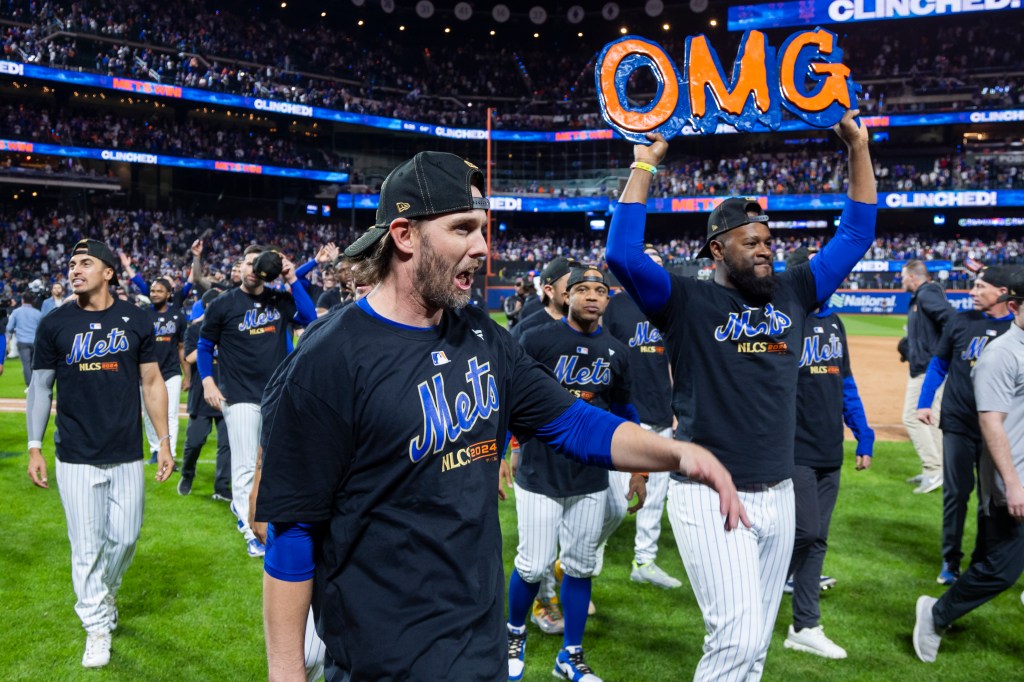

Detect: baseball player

[601,244,683,589]
[25,238,175,668]
[254,151,746,681]
[783,248,874,660]
[141,277,187,464]
[119,251,194,309]
[7,291,42,386]
[606,109,876,681]
[914,268,1024,662]
[916,265,1016,584]
[508,265,643,682]
[510,256,576,341]
[178,288,232,499]
[197,246,316,557]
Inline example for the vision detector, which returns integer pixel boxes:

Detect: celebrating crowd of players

[21,114,1024,680]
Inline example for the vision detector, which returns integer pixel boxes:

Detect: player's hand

[316,242,339,265]
[635,132,668,166]
[155,441,174,482]
[916,408,933,425]
[498,459,513,502]
[508,445,520,479]
[119,251,132,269]
[248,484,267,543]
[856,455,872,471]
[833,108,868,148]
[190,239,203,257]
[282,256,297,284]
[0,364,5,376]
[1006,484,1024,522]
[626,474,647,513]
[27,448,48,489]
[203,377,225,411]
[678,444,750,531]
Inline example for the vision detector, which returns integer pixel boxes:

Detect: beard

[723,251,778,306]
[415,232,475,310]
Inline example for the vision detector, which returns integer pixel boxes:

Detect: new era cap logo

[711,223,720,232]
[431,351,450,366]
[464,160,479,169]
[396,202,411,213]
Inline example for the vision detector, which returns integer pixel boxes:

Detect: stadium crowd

[2,0,1021,130]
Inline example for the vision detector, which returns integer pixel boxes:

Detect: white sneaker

[631,560,682,589]
[906,473,924,485]
[82,630,111,668]
[914,474,943,494]
[784,625,847,659]
[913,596,941,662]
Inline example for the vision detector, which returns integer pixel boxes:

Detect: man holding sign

[606,108,876,680]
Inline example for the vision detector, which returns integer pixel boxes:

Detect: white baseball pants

[142,375,182,456]
[305,607,326,682]
[668,477,795,682]
[223,401,260,542]
[56,459,144,633]
[513,483,605,581]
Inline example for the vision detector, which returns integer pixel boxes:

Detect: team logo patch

[396,201,412,213]
[122,317,130,322]
[814,326,824,333]
[431,351,450,366]
[576,346,589,355]
[987,329,998,336]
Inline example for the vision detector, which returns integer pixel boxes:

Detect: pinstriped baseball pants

[55,459,144,633]
[513,483,606,581]
[668,478,795,682]
[222,401,260,542]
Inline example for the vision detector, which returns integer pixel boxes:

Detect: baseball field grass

[0,329,1020,680]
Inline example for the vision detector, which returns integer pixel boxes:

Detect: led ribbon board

[595,28,859,141]
[729,0,1022,32]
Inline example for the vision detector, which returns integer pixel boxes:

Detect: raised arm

[190,239,214,293]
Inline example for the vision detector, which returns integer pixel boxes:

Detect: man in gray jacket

[902,260,953,494]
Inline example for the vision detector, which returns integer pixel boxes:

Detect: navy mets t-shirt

[794,311,851,469]
[148,306,185,380]
[516,318,631,497]
[653,265,818,486]
[603,291,673,430]
[33,299,156,464]
[199,287,296,404]
[256,299,575,682]
[934,311,1014,439]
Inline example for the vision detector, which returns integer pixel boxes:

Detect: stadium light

[444,27,451,33]
[663,23,670,30]
[357,20,364,26]
[620,26,628,34]
[400,25,406,30]
[280,2,286,7]
[321,11,326,17]
[490,29,495,35]
[709,19,718,26]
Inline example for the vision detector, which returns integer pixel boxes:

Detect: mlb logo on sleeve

[431,351,450,366]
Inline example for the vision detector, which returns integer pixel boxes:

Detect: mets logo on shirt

[154,317,178,343]
[630,321,665,354]
[66,328,129,371]
[410,355,500,472]
[799,333,844,374]
[715,304,791,354]
[961,335,993,366]
[238,307,281,335]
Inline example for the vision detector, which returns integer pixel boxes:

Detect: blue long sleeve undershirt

[289,277,317,326]
[196,336,215,380]
[294,259,318,280]
[607,197,877,315]
[842,375,875,456]
[917,356,950,410]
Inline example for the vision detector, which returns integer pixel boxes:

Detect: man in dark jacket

[901,260,953,494]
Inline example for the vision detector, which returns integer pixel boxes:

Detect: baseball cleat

[906,473,924,485]
[553,646,602,682]
[247,538,266,558]
[784,625,847,659]
[936,563,959,585]
[913,474,943,495]
[211,492,232,503]
[531,597,564,635]
[631,560,682,589]
[177,477,193,496]
[507,624,527,681]
[230,502,245,533]
[913,595,941,662]
[82,631,111,668]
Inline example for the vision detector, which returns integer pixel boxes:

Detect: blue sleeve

[295,259,317,280]
[131,273,150,296]
[290,279,317,326]
[0,333,6,365]
[181,282,193,299]
[917,356,950,410]
[842,375,875,456]
[534,399,626,470]
[606,202,671,316]
[809,198,877,302]
[196,337,215,380]
[502,432,512,459]
[264,522,318,582]
[610,401,641,424]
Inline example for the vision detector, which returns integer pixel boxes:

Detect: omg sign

[595,28,859,141]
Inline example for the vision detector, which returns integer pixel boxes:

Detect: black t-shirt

[316,287,342,310]
[184,322,221,419]
[509,305,557,342]
[199,287,297,404]
[256,300,575,681]
[603,291,673,430]
[653,266,818,486]
[148,305,185,380]
[794,311,850,469]
[516,319,631,497]
[33,299,156,464]
[935,311,1014,438]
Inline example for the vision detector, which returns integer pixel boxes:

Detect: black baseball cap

[71,239,119,285]
[978,265,1012,290]
[344,152,489,258]
[540,257,576,286]
[567,266,607,290]
[253,250,283,281]
[696,197,770,260]
[995,267,1024,302]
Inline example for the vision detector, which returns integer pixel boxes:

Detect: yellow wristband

[630,161,658,175]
